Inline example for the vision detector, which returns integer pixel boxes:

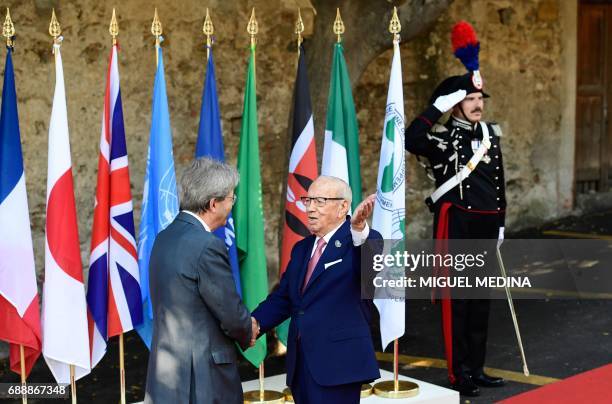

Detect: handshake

[249,316,260,347]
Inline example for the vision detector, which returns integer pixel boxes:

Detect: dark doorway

[575,1,612,193]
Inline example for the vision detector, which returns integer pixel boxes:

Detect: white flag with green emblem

[372,41,406,351]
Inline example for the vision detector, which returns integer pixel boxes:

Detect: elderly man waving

[251,176,381,404]
[145,158,257,404]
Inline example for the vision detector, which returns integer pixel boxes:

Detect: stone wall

[5,0,574,288]
[10,0,305,287]
[356,0,576,239]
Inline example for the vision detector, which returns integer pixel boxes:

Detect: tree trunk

[304,0,453,143]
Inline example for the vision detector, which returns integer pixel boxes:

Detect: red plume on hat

[451,21,482,88]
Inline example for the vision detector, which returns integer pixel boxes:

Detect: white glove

[497,226,505,248]
[433,89,467,113]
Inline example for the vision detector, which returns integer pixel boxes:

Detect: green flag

[321,42,362,210]
[233,43,268,367]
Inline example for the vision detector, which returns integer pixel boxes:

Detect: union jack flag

[86,43,142,368]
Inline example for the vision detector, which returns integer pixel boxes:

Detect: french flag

[86,43,142,369]
[0,47,42,378]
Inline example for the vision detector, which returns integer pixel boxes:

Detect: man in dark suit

[251,176,381,404]
[145,158,257,404]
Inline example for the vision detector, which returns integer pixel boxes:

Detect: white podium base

[242,369,459,403]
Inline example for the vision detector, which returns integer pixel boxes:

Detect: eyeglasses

[299,196,344,207]
[217,195,237,206]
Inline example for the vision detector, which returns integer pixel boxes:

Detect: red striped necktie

[301,238,327,293]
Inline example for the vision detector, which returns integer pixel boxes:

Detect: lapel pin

[335,240,342,248]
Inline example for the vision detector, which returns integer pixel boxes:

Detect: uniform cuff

[419,105,444,127]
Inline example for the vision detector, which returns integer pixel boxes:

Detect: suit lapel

[296,236,315,297]
[303,219,351,294]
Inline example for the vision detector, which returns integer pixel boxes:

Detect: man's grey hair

[179,157,239,213]
[313,175,352,205]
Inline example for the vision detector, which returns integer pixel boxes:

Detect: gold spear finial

[3,8,15,48]
[389,6,401,43]
[333,8,344,43]
[203,8,213,58]
[151,8,162,43]
[151,8,162,65]
[295,8,304,53]
[49,9,61,43]
[109,8,118,45]
[203,8,214,40]
[247,7,258,47]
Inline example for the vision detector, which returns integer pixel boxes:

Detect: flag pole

[5,9,25,404]
[20,345,27,404]
[241,11,282,404]
[49,10,78,403]
[108,11,127,404]
[333,12,371,398]
[259,363,264,400]
[70,364,77,404]
[394,339,399,390]
[279,13,305,402]
[203,8,213,61]
[119,334,126,404]
[372,8,419,400]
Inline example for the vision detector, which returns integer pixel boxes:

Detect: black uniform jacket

[405,105,507,227]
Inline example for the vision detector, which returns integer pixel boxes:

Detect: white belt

[429,122,491,204]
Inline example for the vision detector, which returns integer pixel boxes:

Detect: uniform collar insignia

[450,116,476,131]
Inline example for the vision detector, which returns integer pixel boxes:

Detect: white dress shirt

[183,210,212,232]
[310,221,370,258]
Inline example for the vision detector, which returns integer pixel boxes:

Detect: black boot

[470,370,506,387]
[451,376,480,397]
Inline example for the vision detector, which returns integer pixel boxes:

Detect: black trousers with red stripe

[433,203,500,383]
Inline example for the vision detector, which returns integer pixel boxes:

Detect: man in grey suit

[145,158,258,404]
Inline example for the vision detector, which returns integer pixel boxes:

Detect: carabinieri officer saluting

[404,21,506,397]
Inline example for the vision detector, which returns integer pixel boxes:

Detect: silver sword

[496,246,530,376]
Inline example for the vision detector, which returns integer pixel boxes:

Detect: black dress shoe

[451,377,480,397]
[471,371,506,387]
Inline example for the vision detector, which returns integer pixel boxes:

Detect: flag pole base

[243,390,285,403]
[281,384,371,402]
[373,380,419,399]
[282,387,293,402]
[361,383,373,398]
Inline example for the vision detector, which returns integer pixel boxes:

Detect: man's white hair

[313,175,352,205]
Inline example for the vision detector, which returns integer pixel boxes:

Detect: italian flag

[321,42,362,210]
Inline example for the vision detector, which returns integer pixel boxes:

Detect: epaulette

[489,122,503,137]
[431,124,448,133]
